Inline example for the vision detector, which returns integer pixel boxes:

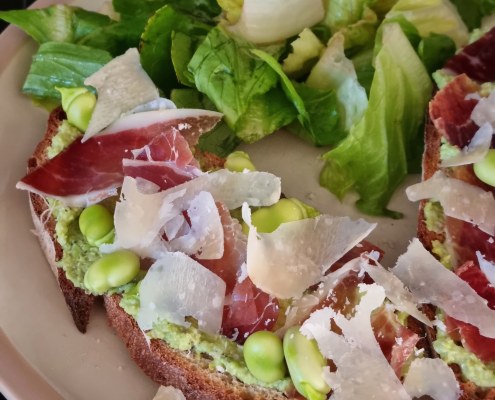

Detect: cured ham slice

[17,109,222,207]
[122,159,201,191]
[429,74,480,148]
[444,27,495,84]
[198,203,279,343]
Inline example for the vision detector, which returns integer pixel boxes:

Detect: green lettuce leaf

[112,0,221,21]
[320,23,432,218]
[386,0,469,47]
[306,33,368,132]
[22,42,113,100]
[418,33,456,73]
[140,5,212,94]
[450,0,495,30]
[77,18,145,56]
[282,28,325,78]
[252,49,344,146]
[171,89,240,157]
[188,27,295,143]
[323,0,368,32]
[0,5,111,44]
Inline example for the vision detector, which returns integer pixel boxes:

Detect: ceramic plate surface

[0,1,420,399]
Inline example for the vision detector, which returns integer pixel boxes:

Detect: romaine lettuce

[0,5,111,44]
[320,23,432,218]
[140,5,212,94]
[22,42,113,100]
[386,0,469,47]
[188,27,296,143]
[449,0,495,30]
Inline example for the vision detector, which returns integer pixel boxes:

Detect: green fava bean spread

[243,331,287,383]
[84,250,140,294]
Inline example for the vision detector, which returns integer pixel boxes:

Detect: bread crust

[104,295,296,400]
[27,107,96,333]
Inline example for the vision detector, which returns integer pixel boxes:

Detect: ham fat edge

[16,33,495,400]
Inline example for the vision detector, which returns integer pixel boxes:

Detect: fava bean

[283,326,330,400]
[57,87,96,132]
[245,198,316,234]
[225,151,256,172]
[84,250,140,294]
[79,204,115,246]
[243,331,287,383]
[474,149,495,187]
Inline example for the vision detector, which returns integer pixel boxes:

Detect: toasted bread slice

[417,114,495,400]
[28,107,96,333]
[104,294,295,400]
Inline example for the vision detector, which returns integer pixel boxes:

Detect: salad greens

[1,0,491,217]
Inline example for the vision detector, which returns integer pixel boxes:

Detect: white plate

[0,1,420,399]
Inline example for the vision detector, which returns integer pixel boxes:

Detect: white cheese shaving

[363,263,432,327]
[477,251,495,287]
[471,90,495,129]
[137,252,226,334]
[441,123,493,167]
[84,48,159,141]
[163,169,281,210]
[111,178,223,259]
[167,191,224,260]
[392,239,495,339]
[128,97,176,114]
[406,171,495,236]
[243,204,376,299]
[277,255,368,335]
[301,284,410,400]
[152,386,186,400]
[402,358,460,400]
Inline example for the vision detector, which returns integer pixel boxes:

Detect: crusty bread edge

[27,108,96,333]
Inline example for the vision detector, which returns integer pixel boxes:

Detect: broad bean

[283,326,330,400]
[57,87,96,132]
[79,204,115,246]
[225,151,256,172]
[243,331,287,383]
[474,149,495,187]
[84,250,140,294]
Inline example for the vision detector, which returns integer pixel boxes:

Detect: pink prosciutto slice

[444,27,495,84]
[122,159,202,191]
[17,109,222,207]
[429,74,481,148]
[197,203,279,344]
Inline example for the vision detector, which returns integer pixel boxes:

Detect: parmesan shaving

[364,263,432,327]
[477,251,495,287]
[471,90,495,129]
[152,386,186,400]
[406,171,495,235]
[243,204,376,298]
[402,358,460,400]
[84,48,159,140]
[441,123,493,167]
[392,239,495,339]
[301,284,410,400]
[137,252,226,334]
